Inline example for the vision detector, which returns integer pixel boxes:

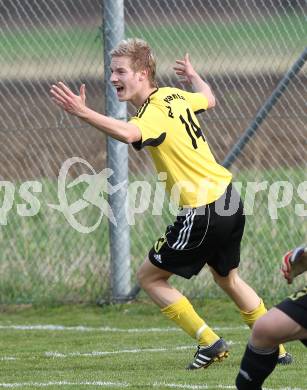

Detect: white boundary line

[0,382,304,390]
[0,381,129,388]
[155,385,235,389]
[0,324,248,332]
[1,357,19,362]
[44,345,200,358]
[0,357,16,361]
[154,385,307,390]
[44,341,239,358]
[1,342,238,360]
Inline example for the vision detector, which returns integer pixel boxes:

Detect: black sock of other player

[235,342,279,390]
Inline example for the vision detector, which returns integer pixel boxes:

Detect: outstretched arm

[173,53,215,109]
[50,82,141,144]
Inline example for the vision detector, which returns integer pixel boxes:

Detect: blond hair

[110,38,157,87]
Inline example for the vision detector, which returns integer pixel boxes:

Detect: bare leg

[137,258,182,307]
[252,307,307,348]
[209,266,261,311]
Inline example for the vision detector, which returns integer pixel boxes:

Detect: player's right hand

[50,82,87,117]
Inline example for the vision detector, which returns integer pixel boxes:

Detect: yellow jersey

[130,87,232,207]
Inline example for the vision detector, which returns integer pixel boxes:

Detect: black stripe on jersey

[135,88,159,118]
[195,109,206,115]
[132,132,166,151]
[136,98,150,118]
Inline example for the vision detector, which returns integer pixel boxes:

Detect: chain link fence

[0,0,306,304]
[0,0,109,304]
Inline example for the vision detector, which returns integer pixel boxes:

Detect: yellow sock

[240,299,267,328]
[278,344,287,357]
[161,296,219,346]
[240,299,287,357]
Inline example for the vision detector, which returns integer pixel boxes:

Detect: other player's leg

[236,306,307,389]
[210,267,292,364]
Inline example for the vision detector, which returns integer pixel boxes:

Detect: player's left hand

[50,82,87,117]
[173,53,197,84]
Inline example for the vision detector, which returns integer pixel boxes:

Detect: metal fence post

[103,0,130,301]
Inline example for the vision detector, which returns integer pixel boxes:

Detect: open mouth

[115,86,124,93]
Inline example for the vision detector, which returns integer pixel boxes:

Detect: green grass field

[1,12,306,62]
[0,301,306,389]
[127,13,307,57]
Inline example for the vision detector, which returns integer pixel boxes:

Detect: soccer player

[50,38,290,369]
[236,245,307,389]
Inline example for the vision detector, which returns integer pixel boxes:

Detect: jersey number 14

[179,108,206,149]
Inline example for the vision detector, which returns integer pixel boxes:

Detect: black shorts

[149,183,245,279]
[276,286,307,347]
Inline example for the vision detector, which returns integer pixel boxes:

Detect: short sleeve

[177,90,208,114]
[129,104,167,150]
